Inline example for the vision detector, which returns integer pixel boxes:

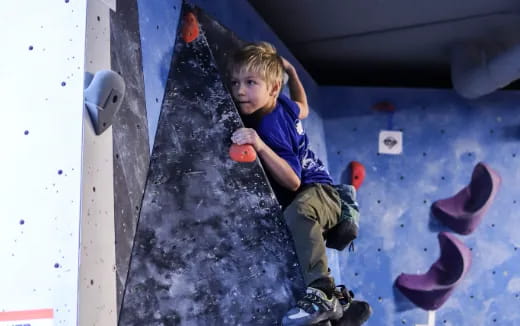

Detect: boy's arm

[282,57,309,120]
[232,128,301,191]
[257,143,301,191]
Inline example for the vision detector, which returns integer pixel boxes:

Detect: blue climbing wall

[321,87,520,325]
[134,0,520,324]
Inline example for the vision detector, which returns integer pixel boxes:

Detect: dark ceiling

[248,0,520,89]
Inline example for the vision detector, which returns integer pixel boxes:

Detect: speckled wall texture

[111,0,150,314]
[118,7,303,324]
[322,87,520,325]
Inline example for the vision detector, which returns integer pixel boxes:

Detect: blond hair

[231,42,284,94]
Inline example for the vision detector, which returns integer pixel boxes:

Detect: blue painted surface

[323,87,520,325]
[136,0,520,324]
[137,0,182,151]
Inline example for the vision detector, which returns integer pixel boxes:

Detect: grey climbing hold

[84,70,125,135]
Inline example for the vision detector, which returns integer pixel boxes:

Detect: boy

[229,42,354,325]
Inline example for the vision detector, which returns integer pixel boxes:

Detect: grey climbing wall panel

[118,5,304,325]
[110,0,150,314]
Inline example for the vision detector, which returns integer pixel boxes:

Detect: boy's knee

[284,197,317,227]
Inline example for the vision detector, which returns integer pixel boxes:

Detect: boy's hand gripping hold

[231,128,266,152]
[229,128,264,163]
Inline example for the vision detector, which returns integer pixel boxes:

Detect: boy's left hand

[231,128,265,152]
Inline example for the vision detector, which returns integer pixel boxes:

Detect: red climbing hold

[372,101,395,112]
[182,12,199,43]
[348,161,366,190]
[229,144,257,163]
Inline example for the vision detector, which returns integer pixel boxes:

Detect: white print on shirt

[301,150,327,172]
[295,119,304,135]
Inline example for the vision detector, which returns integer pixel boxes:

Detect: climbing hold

[395,232,471,311]
[229,144,256,163]
[84,70,126,135]
[372,101,395,112]
[431,162,501,235]
[348,161,365,190]
[182,12,199,43]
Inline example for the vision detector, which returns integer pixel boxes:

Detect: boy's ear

[269,80,281,96]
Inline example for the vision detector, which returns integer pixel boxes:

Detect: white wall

[0,1,119,325]
[0,0,87,324]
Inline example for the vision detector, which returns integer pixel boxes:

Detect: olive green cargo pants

[284,183,341,286]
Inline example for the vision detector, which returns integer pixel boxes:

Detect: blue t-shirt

[255,94,333,207]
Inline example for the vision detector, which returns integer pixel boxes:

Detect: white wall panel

[0,0,87,325]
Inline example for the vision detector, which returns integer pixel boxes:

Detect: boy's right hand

[231,128,265,153]
[233,129,301,191]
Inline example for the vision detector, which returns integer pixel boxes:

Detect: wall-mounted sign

[378,130,403,155]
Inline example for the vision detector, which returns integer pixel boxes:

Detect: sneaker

[332,285,372,326]
[282,287,343,326]
[333,285,354,307]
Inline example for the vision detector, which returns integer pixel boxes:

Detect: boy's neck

[262,97,277,113]
[242,97,277,128]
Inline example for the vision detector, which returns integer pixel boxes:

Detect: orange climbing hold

[182,12,199,43]
[229,144,257,163]
[349,161,366,190]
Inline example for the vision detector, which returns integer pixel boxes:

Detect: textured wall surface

[110,0,150,314]
[322,86,520,325]
[119,9,303,324]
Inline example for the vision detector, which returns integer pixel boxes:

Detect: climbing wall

[110,0,151,314]
[130,1,520,324]
[322,87,520,325]
[118,5,304,325]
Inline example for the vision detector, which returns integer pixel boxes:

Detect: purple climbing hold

[431,162,501,235]
[395,232,472,311]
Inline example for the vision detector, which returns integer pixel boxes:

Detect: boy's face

[230,69,276,115]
